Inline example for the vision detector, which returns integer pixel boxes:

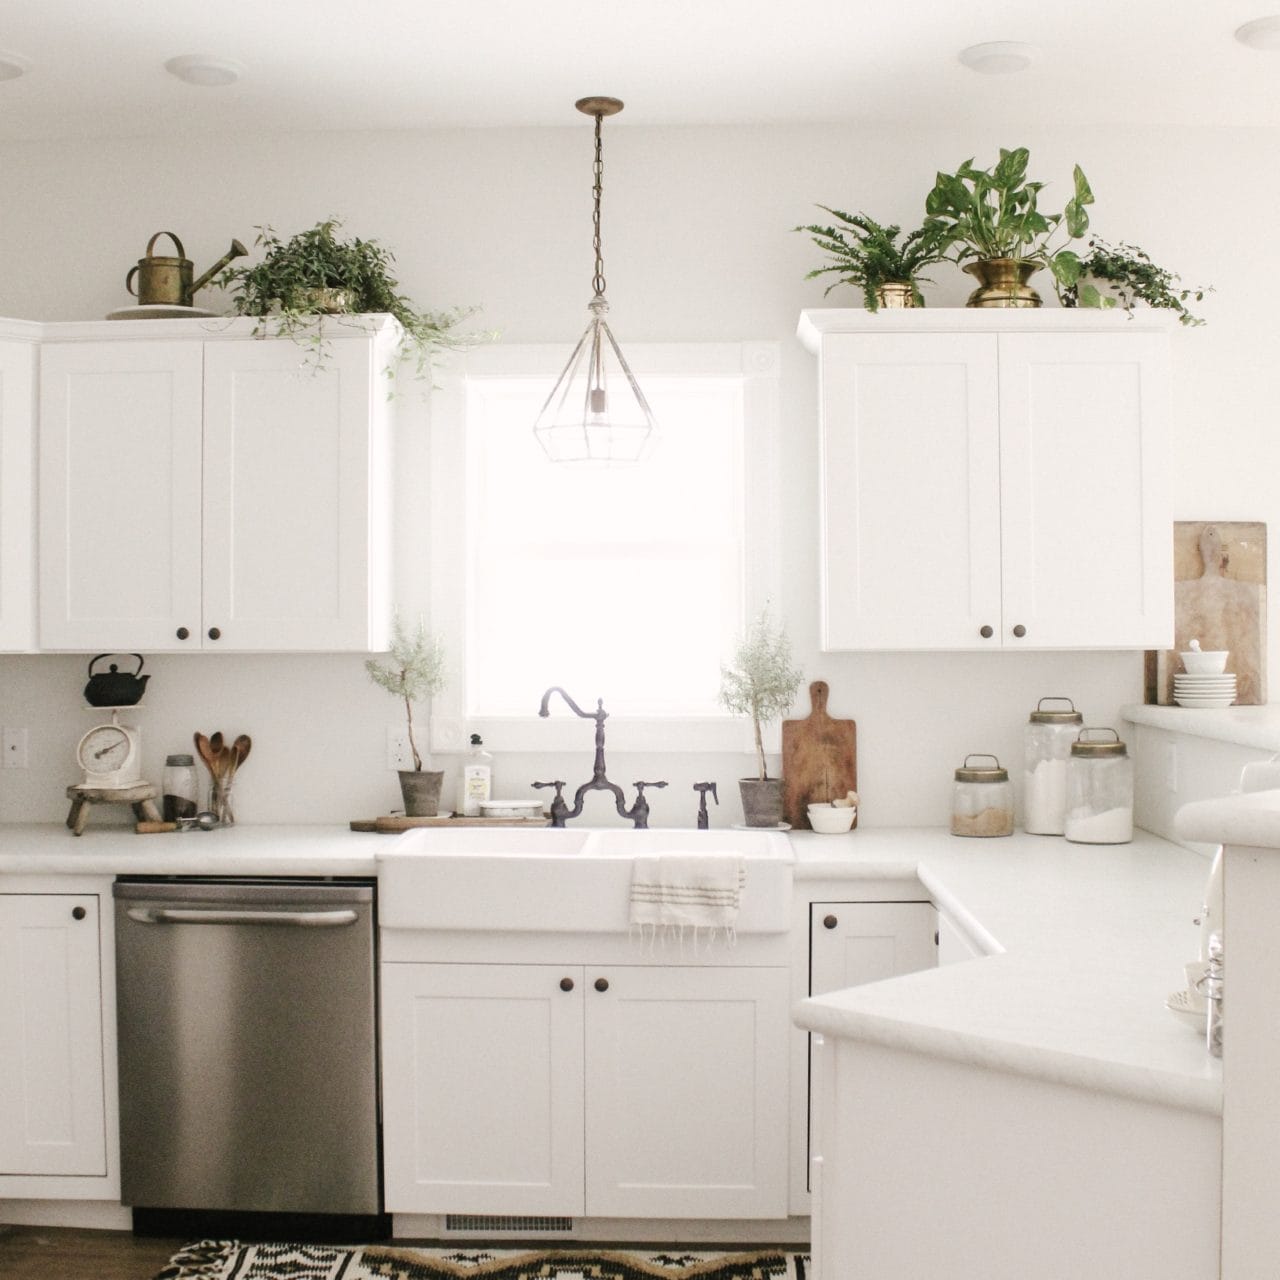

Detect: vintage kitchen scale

[65,655,162,835]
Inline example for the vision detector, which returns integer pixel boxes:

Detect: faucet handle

[532,780,570,828]
[633,780,668,793]
[532,780,566,792]
[693,781,719,804]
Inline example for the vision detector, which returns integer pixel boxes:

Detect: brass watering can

[125,231,248,308]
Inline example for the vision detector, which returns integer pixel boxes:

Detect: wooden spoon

[193,732,216,776]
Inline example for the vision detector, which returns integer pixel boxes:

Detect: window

[430,343,780,749]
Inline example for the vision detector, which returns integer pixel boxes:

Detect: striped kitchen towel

[629,854,746,946]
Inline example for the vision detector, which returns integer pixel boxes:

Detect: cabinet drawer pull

[823,914,838,930]
[72,905,87,921]
[979,624,994,639]
[559,977,575,992]
[594,977,609,993]
[176,627,190,640]
[1012,624,1027,638]
[208,626,222,641]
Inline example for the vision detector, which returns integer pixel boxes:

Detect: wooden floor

[0,1225,184,1280]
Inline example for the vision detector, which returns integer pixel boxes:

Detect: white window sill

[429,714,774,756]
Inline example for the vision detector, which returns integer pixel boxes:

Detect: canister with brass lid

[951,752,1014,838]
[1064,727,1132,844]
[1024,696,1083,836]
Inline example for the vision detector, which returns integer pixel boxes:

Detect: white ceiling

[1,0,1278,141]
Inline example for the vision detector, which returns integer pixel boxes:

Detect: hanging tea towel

[629,854,746,950]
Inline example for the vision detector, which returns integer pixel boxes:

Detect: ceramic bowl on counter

[808,803,856,834]
[479,799,546,820]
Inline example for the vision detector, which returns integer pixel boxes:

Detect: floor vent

[445,1215,575,1234]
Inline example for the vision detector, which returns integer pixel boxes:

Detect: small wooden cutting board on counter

[350,815,552,833]
[782,680,857,830]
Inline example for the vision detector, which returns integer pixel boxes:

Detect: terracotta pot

[739,777,784,828]
[398,769,444,817]
[963,257,1042,308]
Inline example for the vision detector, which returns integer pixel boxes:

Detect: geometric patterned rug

[154,1241,810,1280]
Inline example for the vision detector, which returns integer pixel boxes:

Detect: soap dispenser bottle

[459,733,493,817]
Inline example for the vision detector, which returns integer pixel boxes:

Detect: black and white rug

[155,1241,809,1280]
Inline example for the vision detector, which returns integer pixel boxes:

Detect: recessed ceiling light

[958,41,1039,75]
[1235,15,1280,49]
[164,54,245,87]
[0,51,31,82]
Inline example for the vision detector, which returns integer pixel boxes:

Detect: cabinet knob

[72,906,87,921]
[559,977,575,992]
[208,626,222,641]
[594,977,610,993]
[1012,624,1027,638]
[979,625,994,639]
[823,914,838,930]
[176,627,190,640]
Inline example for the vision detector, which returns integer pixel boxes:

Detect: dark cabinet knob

[559,977,575,992]
[176,627,190,640]
[208,626,222,641]
[823,914,838,930]
[979,624,994,639]
[1012,624,1027,638]
[72,906,86,921]
[594,977,609,993]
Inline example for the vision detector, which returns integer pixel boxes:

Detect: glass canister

[162,753,199,822]
[1023,696,1084,835]
[1064,727,1133,845]
[951,753,1014,838]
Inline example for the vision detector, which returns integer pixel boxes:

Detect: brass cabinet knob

[559,977,575,992]
[1012,624,1027,638]
[176,627,190,640]
[823,914,838,930]
[594,977,609,993]
[208,627,222,641]
[72,906,87,921]
[979,625,994,639]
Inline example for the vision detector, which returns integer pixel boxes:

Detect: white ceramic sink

[377,826,793,933]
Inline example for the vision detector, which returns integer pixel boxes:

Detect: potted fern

[219,218,478,378]
[719,607,804,827]
[365,614,447,817]
[795,208,950,310]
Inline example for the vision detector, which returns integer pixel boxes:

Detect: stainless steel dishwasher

[114,878,382,1231]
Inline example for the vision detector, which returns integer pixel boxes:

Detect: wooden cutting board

[782,680,857,830]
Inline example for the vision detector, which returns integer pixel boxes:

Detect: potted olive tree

[719,607,804,827]
[366,614,447,817]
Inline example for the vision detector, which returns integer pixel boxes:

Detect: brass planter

[963,257,1042,308]
[874,281,919,309]
[293,286,355,314]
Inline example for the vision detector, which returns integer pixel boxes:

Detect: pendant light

[533,96,657,463]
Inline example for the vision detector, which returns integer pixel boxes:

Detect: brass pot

[874,281,919,309]
[293,286,355,314]
[963,257,1042,308]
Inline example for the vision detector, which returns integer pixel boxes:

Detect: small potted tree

[719,607,804,827]
[366,614,447,817]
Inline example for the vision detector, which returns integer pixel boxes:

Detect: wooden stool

[65,783,162,836]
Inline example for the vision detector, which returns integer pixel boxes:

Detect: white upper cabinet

[799,310,1174,652]
[38,317,395,652]
[0,324,39,652]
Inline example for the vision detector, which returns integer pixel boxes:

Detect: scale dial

[76,720,142,788]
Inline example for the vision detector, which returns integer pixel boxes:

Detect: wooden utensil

[782,680,858,830]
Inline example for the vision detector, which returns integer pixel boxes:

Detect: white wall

[0,120,1274,828]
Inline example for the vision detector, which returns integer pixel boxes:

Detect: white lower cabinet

[381,960,791,1220]
[0,891,108,1179]
[810,901,938,994]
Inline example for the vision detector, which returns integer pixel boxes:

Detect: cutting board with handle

[782,680,857,830]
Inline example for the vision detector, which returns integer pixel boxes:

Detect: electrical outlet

[386,726,414,771]
[2,726,29,769]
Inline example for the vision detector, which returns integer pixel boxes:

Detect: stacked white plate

[1173,673,1237,708]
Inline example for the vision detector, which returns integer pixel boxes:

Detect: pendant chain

[591,111,606,299]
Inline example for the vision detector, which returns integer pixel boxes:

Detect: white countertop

[1123,701,1280,752]
[1175,785,1280,849]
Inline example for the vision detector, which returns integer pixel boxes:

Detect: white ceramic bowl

[479,799,546,820]
[1180,649,1229,675]
[807,803,855,834]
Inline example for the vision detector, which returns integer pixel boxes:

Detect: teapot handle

[144,231,185,259]
[87,652,145,676]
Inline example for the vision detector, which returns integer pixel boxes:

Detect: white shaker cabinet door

[998,331,1173,649]
[0,334,36,651]
[0,893,107,1177]
[380,962,586,1216]
[202,339,392,652]
[585,965,790,1220]
[39,341,204,650]
[820,332,1003,650]
[810,901,938,996]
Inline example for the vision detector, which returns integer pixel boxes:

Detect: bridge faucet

[536,688,667,828]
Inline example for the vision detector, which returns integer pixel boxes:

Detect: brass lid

[1070,727,1128,758]
[955,753,1008,783]
[1028,696,1083,725]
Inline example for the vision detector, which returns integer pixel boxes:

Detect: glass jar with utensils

[1023,697,1083,835]
[1064,727,1133,844]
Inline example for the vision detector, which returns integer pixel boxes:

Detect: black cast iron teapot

[84,654,150,707]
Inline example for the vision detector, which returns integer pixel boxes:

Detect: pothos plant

[718,607,804,782]
[218,218,480,379]
[1062,238,1211,326]
[794,208,951,310]
[365,614,446,773]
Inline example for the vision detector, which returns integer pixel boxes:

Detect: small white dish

[807,804,856,834]
[479,799,545,820]
[1174,696,1236,708]
[1179,649,1229,675]
[1165,988,1208,1032]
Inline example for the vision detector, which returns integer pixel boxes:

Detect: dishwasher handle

[126,906,359,928]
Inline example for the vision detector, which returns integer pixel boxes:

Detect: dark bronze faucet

[533,687,667,828]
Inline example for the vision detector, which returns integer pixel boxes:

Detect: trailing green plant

[924,146,1094,292]
[718,606,804,782]
[218,218,480,378]
[365,613,446,773]
[794,208,951,310]
[1062,237,1211,326]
